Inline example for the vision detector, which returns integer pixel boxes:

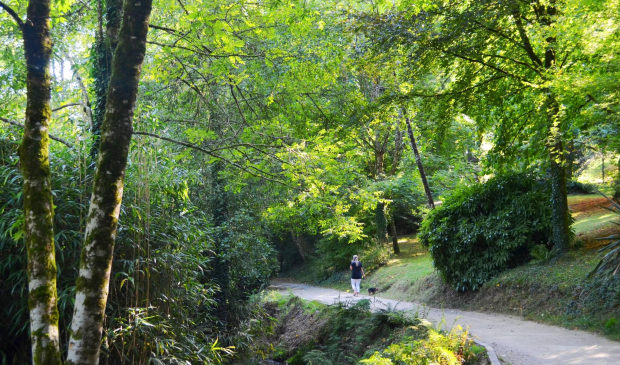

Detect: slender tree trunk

[613,156,620,200]
[405,117,435,209]
[375,202,388,243]
[67,0,153,363]
[90,0,122,160]
[292,232,307,262]
[390,126,402,175]
[389,219,400,255]
[18,0,63,362]
[602,151,605,183]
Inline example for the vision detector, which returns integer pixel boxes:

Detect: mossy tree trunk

[18,0,63,363]
[66,0,153,363]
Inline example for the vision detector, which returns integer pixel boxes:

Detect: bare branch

[0,117,74,148]
[149,24,178,33]
[52,103,83,112]
[133,131,288,185]
[229,82,250,127]
[0,1,23,28]
[304,93,332,126]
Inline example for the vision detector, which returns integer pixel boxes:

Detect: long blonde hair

[352,255,360,267]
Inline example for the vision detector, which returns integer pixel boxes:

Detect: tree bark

[405,117,435,209]
[90,0,122,159]
[541,1,571,253]
[19,0,63,362]
[546,94,571,253]
[67,0,153,363]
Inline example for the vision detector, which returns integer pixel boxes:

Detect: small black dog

[367,287,378,295]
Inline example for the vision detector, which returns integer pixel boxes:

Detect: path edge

[473,339,502,365]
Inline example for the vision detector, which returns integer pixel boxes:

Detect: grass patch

[577,153,619,186]
[573,211,617,234]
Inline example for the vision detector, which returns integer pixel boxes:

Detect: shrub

[566,180,596,194]
[419,172,570,291]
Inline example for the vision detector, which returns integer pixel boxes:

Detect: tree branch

[52,102,83,112]
[0,117,74,148]
[511,9,543,68]
[132,131,288,185]
[0,1,23,28]
[304,93,331,126]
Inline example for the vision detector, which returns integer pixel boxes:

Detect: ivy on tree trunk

[66,0,153,363]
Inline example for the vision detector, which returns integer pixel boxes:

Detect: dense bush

[566,180,596,194]
[419,173,570,291]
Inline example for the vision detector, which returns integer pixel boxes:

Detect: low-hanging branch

[0,117,74,149]
[133,130,288,185]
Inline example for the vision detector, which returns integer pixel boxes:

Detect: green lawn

[573,211,617,234]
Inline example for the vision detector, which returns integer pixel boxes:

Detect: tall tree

[90,0,122,159]
[1,0,62,362]
[359,0,588,252]
[66,0,153,362]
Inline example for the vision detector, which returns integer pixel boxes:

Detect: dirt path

[271,280,620,365]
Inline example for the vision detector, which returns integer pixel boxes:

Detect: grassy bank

[233,291,489,364]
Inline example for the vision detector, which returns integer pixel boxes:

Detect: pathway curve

[270,279,620,365]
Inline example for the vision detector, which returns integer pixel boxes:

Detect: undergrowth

[233,291,488,364]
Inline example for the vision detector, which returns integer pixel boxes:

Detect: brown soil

[569,197,611,215]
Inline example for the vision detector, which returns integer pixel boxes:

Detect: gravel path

[270,280,620,365]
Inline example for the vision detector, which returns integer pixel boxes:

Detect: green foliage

[0,139,85,362]
[589,193,620,278]
[530,244,553,264]
[360,326,472,365]
[567,180,597,194]
[239,293,478,365]
[420,172,571,291]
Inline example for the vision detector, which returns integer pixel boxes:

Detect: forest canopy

[0,0,618,363]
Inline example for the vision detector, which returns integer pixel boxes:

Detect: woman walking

[350,255,365,296]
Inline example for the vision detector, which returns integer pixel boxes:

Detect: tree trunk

[292,232,308,262]
[546,95,571,253]
[601,151,605,183]
[19,0,63,362]
[390,126,403,175]
[90,0,122,159]
[405,117,435,209]
[613,156,620,200]
[67,0,153,363]
[375,202,388,243]
[389,219,400,255]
